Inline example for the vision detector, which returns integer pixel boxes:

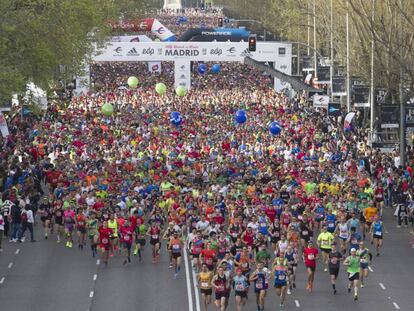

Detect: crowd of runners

[0,7,414,311]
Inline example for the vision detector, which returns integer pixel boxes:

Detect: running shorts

[348,272,359,281]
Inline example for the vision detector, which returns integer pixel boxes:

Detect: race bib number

[124,235,130,241]
[242,262,248,268]
[216,285,225,292]
[328,223,334,228]
[235,283,244,291]
[206,258,213,265]
[302,230,308,236]
[256,282,263,289]
[102,238,109,244]
[360,258,367,263]
[321,240,329,246]
[278,274,285,281]
[152,234,158,239]
[173,244,180,250]
[201,282,209,288]
[308,254,315,260]
[330,257,338,265]
[375,231,382,236]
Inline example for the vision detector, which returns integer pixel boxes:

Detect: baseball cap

[350,248,356,252]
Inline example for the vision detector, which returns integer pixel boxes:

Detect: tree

[216,0,414,100]
[0,0,152,105]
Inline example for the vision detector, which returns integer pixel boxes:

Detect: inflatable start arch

[109,18,176,42]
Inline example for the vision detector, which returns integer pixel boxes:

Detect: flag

[0,112,10,137]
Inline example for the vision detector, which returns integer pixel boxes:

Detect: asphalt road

[0,208,413,311]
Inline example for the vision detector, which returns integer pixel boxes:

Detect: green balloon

[128,76,139,88]
[175,86,186,97]
[155,82,167,95]
[102,103,113,116]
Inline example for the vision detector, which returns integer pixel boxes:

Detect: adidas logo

[240,48,252,57]
[127,48,139,56]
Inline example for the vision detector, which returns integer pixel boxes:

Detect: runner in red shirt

[76,208,87,249]
[302,240,319,292]
[201,242,217,271]
[119,219,134,265]
[99,221,113,267]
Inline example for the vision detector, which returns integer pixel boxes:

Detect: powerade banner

[109,19,176,42]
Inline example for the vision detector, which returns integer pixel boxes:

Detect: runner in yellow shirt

[317,225,335,272]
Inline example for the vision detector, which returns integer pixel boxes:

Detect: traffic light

[248,35,257,52]
[218,17,223,27]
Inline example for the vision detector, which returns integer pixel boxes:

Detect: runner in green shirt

[344,248,360,301]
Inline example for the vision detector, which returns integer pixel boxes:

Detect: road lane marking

[8,262,13,269]
[379,283,386,290]
[0,277,5,284]
[15,249,20,255]
[368,266,374,272]
[295,299,300,307]
[190,262,201,311]
[93,274,97,281]
[393,302,400,309]
[183,247,194,311]
[89,291,94,298]
[96,259,100,265]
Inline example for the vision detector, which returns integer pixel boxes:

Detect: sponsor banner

[93,42,292,64]
[0,112,9,138]
[332,76,346,96]
[317,66,331,84]
[312,95,329,108]
[353,85,370,107]
[148,61,161,74]
[111,35,152,42]
[174,60,191,90]
[328,102,342,116]
[380,105,399,129]
[273,48,292,92]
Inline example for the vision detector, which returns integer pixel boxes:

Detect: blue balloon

[211,64,221,73]
[236,109,246,117]
[170,111,182,126]
[269,121,282,135]
[198,63,207,74]
[179,16,188,22]
[235,110,247,124]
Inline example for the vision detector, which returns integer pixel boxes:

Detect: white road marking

[368,266,374,272]
[0,277,5,284]
[93,274,97,281]
[8,262,13,269]
[89,291,94,298]
[379,283,386,290]
[393,302,400,309]
[15,249,20,255]
[183,247,194,311]
[96,259,100,265]
[190,260,201,311]
[295,299,301,307]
